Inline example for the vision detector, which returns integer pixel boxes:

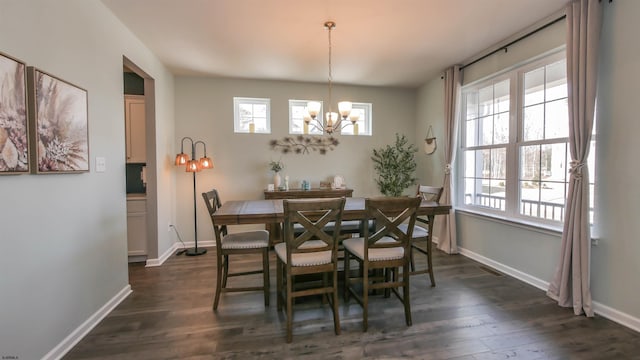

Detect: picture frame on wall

[27,67,89,173]
[0,51,30,174]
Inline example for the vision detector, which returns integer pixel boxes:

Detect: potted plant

[269,160,284,188]
[371,133,418,196]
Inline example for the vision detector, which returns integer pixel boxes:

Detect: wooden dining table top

[212,197,452,225]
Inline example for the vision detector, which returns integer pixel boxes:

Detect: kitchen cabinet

[127,196,147,260]
[125,95,146,163]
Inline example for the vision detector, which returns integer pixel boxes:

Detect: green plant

[269,160,284,173]
[371,133,418,196]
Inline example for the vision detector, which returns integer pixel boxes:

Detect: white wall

[591,0,640,323]
[174,76,416,243]
[418,1,640,328]
[415,76,446,187]
[0,1,175,358]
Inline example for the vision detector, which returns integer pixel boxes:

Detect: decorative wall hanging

[423,125,437,155]
[270,135,339,155]
[27,67,89,173]
[0,52,29,174]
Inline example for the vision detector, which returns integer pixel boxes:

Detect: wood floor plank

[63,249,640,359]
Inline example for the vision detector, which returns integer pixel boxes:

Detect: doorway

[123,57,158,264]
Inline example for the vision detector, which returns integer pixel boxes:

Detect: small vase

[273,172,281,189]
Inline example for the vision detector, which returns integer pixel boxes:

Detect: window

[459,51,596,226]
[234,97,270,133]
[288,100,372,136]
[289,99,323,135]
[341,102,372,136]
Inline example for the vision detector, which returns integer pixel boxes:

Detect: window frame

[288,99,323,135]
[457,50,590,229]
[233,97,271,134]
[340,102,373,136]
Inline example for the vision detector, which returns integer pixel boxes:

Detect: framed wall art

[27,67,89,173]
[0,51,29,174]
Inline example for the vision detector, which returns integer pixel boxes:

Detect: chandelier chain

[327,22,333,114]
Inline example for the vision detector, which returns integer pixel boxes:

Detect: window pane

[520,144,540,181]
[542,143,567,182]
[524,67,545,106]
[523,104,544,141]
[545,99,569,139]
[479,86,493,116]
[480,116,492,146]
[464,150,476,178]
[546,60,567,102]
[465,119,477,147]
[519,143,568,221]
[464,179,475,205]
[466,92,479,120]
[491,148,506,180]
[494,80,510,113]
[494,112,509,144]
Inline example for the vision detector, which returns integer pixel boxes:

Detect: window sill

[456,208,563,237]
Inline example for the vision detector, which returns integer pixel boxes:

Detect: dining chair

[276,197,345,343]
[343,196,421,332]
[398,185,444,286]
[202,189,270,310]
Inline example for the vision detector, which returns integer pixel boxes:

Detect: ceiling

[102,0,566,88]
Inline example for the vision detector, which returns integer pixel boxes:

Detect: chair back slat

[364,197,421,251]
[202,189,227,236]
[417,185,444,202]
[283,198,346,256]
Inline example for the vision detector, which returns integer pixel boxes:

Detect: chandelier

[304,21,360,135]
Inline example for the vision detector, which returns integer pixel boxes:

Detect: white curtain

[437,65,461,254]
[547,0,603,317]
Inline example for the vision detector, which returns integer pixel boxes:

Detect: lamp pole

[175,137,213,256]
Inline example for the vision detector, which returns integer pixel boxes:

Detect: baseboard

[145,240,216,267]
[42,285,132,360]
[458,246,549,290]
[458,246,640,334]
[593,301,640,333]
[145,242,178,267]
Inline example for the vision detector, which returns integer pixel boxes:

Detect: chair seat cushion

[398,223,428,238]
[221,230,269,249]
[343,237,404,261]
[275,240,331,267]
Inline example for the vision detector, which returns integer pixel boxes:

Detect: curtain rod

[460,14,566,71]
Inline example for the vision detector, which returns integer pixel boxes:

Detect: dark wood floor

[65,248,640,359]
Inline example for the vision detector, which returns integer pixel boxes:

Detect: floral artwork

[28,67,88,173]
[0,52,29,173]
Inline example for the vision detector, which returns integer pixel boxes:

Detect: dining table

[212,197,452,245]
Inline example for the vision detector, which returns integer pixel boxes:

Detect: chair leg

[263,248,270,306]
[332,268,341,335]
[213,254,223,311]
[410,246,416,272]
[286,268,293,343]
[276,258,283,311]
[403,262,412,326]
[343,250,351,302]
[363,264,369,332]
[322,272,328,304]
[222,254,229,288]
[426,241,436,287]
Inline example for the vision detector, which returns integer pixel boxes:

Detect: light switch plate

[95,157,106,172]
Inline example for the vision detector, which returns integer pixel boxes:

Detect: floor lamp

[175,137,214,256]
